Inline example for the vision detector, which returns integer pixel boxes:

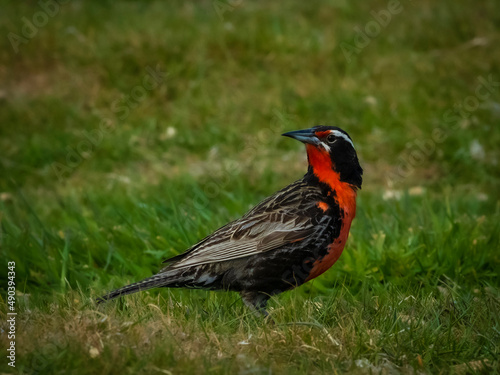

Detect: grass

[1,0,500,373]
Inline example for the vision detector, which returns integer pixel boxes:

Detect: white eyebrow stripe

[331,130,355,149]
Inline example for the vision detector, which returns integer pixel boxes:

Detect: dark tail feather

[96,273,174,304]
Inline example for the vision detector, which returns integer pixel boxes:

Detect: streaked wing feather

[164,213,314,270]
[161,180,322,270]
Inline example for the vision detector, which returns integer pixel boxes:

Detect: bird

[97,126,363,316]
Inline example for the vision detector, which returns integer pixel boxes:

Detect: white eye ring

[326,134,336,144]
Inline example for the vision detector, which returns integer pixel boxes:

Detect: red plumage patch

[304,144,357,281]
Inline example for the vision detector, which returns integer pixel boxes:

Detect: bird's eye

[326,134,336,144]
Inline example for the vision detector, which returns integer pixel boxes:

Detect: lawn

[1,1,499,374]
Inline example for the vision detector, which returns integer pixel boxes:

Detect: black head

[282,125,363,189]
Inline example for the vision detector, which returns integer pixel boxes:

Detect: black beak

[282,128,320,145]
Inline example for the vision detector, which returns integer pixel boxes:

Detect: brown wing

[162,180,322,270]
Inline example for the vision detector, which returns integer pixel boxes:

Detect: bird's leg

[240,291,270,318]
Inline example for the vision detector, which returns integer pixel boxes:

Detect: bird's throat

[305,144,357,217]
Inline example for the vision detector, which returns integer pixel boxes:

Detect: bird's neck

[304,144,358,216]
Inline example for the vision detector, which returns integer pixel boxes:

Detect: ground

[0,1,499,374]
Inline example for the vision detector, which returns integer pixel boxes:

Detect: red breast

[304,144,357,281]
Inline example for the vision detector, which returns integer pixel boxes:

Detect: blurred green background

[0,1,499,374]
